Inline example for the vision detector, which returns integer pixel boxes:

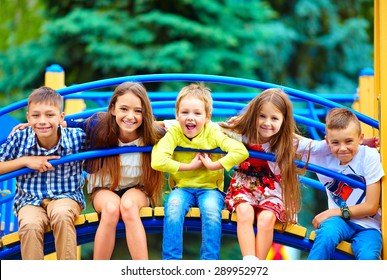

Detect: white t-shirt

[297,138,384,231]
[86,138,142,193]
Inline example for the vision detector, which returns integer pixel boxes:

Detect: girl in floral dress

[219,88,302,260]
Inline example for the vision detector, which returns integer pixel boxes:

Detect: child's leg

[17,204,49,259]
[120,187,150,260]
[162,188,194,260]
[46,198,82,260]
[350,224,382,260]
[308,216,352,260]
[197,189,224,260]
[92,189,121,259]
[235,203,256,258]
[255,210,276,260]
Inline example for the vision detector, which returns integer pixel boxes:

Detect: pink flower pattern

[225,143,286,222]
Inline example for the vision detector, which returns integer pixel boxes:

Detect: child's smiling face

[176,96,210,139]
[27,102,64,148]
[257,102,284,143]
[112,91,143,143]
[325,121,364,165]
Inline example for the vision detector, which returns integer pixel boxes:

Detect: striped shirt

[0,126,87,215]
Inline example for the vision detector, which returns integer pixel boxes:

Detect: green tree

[0,0,375,259]
[269,0,374,92]
[0,0,374,100]
[0,0,291,98]
[0,0,45,51]
[0,0,46,117]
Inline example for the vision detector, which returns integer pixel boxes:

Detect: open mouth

[186,124,196,131]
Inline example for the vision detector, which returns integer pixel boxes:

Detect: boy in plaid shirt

[0,86,86,259]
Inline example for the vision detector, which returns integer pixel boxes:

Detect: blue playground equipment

[0,68,377,260]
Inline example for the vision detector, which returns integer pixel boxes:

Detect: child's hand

[199,153,213,168]
[189,153,204,170]
[25,155,61,172]
[362,136,380,148]
[311,209,334,229]
[199,153,223,170]
[8,123,30,138]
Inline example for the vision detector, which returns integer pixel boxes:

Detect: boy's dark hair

[28,86,64,111]
[325,108,361,135]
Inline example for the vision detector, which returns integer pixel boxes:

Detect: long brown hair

[86,82,165,206]
[220,88,301,224]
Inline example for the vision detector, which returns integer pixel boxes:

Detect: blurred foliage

[0,0,45,51]
[0,0,373,102]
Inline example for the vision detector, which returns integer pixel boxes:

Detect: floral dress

[225,142,286,222]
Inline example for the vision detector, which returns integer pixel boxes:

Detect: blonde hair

[175,83,213,117]
[220,88,301,224]
[86,82,165,206]
[325,108,361,135]
[28,86,63,112]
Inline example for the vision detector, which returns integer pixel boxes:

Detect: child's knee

[120,199,141,220]
[18,217,45,233]
[256,211,276,230]
[165,199,186,219]
[49,205,78,225]
[104,201,120,218]
[236,203,254,223]
[166,199,181,211]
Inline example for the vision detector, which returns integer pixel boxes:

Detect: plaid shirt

[0,126,87,215]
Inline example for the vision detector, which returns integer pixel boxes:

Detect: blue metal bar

[65,91,356,103]
[0,74,377,128]
[0,146,366,190]
[305,101,323,140]
[63,105,327,132]
[299,176,324,192]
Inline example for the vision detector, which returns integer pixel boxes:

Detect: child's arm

[362,136,379,148]
[214,128,249,171]
[66,118,88,130]
[0,155,60,174]
[312,181,381,229]
[8,123,29,137]
[199,153,223,170]
[178,153,204,171]
[1,130,60,174]
[151,126,203,173]
[347,181,381,218]
[311,208,341,229]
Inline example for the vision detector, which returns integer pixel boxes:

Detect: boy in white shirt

[298,108,384,259]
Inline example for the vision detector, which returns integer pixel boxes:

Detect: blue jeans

[308,216,382,260]
[162,187,225,260]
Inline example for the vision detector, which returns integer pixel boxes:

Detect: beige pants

[17,198,82,260]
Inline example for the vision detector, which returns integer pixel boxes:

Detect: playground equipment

[0,65,377,260]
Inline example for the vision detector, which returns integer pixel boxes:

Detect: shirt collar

[25,126,70,150]
[119,137,142,147]
[58,126,73,149]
